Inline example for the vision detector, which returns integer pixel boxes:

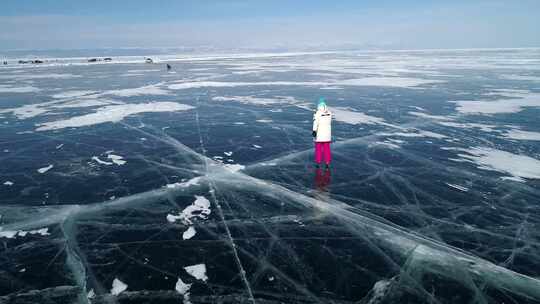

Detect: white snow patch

[165,177,201,189]
[0,73,79,80]
[450,92,540,115]
[213,95,304,108]
[331,107,389,126]
[502,129,540,141]
[0,227,50,239]
[0,230,18,238]
[484,89,531,96]
[169,81,283,90]
[103,84,170,97]
[175,278,192,304]
[446,183,469,192]
[0,85,41,93]
[213,96,281,105]
[37,164,53,173]
[337,77,444,88]
[224,164,245,172]
[0,97,121,120]
[437,121,499,133]
[501,176,527,182]
[224,151,233,156]
[36,102,194,131]
[409,111,500,133]
[126,69,162,73]
[166,214,180,223]
[367,279,392,304]
[167,196,211,225]
[253,145,262,149]
[387,139,405,144]
[31,228,50,236]
[111,278,128,296]
[107,154,126,165]
[87,289,95,299]
[53,98,120,109]
[409,111,454,121]
[500,75,540,82]
[371,142,400,149]
[120,73,144,77]
[92,156,113,165]
[184,264,208,282]
[3,181,14,186]
[378,129,447,139]
[183,226,196,240]
[0,104,49,119]
[51,90,96,99]
[415,130,447,139]
[169,77,442,90]
[449,147,540,181]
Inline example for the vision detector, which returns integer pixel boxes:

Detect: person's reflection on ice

[314,168,331,192]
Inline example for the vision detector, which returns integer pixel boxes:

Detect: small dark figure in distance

[166,64,171,71]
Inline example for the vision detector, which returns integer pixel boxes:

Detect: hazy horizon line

[2,45,539,57]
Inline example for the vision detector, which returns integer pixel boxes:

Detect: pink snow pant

[315,142,332,164]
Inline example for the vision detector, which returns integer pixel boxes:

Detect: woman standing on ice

[312,98,332,169]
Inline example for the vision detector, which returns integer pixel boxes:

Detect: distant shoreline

[2,47,539,65]
[1,46,539,60]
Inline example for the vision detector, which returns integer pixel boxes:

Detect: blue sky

[1,0,539,50]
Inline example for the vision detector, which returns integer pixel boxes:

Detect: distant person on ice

[312,98,332,169]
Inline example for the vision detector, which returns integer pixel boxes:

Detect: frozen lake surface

[1,49,540,303]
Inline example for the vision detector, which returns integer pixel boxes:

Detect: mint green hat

[317,97,326,109]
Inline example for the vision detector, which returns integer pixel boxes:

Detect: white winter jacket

[313,108,332,142]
